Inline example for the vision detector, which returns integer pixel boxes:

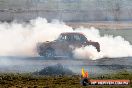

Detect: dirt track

[0,56,131,73]
[67,22,132,29]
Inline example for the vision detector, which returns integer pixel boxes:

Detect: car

[36,32,100,58]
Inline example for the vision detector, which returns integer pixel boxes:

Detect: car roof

[61,32,84,35]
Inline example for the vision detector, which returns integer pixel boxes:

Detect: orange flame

[82,68,88,78]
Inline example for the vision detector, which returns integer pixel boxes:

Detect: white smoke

[0,18,72,56]
[0,18,132,60]
[73,27,132,60]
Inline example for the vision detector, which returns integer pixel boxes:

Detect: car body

[36,32,100,58]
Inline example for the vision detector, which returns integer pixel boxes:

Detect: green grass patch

[0,71,131,88]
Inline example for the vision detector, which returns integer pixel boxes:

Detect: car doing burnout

[37,32,100,58]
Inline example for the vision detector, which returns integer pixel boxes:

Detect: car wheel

[44,48,55,58]
[67,52,73,58]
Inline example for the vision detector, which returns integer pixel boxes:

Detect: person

[81,68,91,86]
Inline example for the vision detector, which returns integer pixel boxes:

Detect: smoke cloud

[73,27,132,60]
[0,18,72,56]
[0,18,132,60]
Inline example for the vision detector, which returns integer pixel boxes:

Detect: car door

[71,34,85,48]
[54,34,70,56]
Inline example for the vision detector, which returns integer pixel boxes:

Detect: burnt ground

[0,56,131,87]
[0,72,131,88]
[0,56,131,74]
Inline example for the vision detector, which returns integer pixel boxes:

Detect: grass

[0,71,131,88]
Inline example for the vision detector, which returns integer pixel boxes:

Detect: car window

[73,34,87,42]
[66,35,72,41]
[73,35,81,41]
[61,35,67,40]
[58,33,87,42]
[80,35,87,42]
[58,34,69,41]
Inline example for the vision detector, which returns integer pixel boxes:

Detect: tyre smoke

[0,18,132,60]
[0,18,72,56]
[73,27,132,60]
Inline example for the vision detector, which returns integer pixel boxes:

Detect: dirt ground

[67,22,132,29]
[0,71,131,88]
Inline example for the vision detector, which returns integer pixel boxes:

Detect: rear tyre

[44,48,55,58]
[67,52,73,58]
